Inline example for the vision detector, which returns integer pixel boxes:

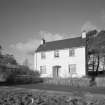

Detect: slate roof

[36,37,86,52]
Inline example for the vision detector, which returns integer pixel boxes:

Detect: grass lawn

[3,83,105,96]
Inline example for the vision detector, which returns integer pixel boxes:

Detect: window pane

[54,50,59,57]
[69,49,75,56]
[41,52,46,59]
[69,64,76,74]
[40,66,46,74]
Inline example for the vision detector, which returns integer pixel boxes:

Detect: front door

[53,66,61,78]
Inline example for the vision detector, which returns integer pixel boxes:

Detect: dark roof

[36,37,86,52]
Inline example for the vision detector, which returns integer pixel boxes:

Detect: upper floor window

[69,49,75,56]
[41,52,46,59]
[40,66,46,74]
[68,64,76,74]
[54,50,59,57]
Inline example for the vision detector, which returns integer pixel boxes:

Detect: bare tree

[87,30,105,76]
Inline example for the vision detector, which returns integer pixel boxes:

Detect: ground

[0,84,105,105]
[10,83,105,95]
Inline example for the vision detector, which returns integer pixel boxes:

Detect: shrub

[6,74,43,85]
[5,66,41,85]
[13,75,43,84]
[18,66,40,77]
[89,77,96,87]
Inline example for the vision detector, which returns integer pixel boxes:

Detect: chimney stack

[41,38,45,45]
[81,31,86,39]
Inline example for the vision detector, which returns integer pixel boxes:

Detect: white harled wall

[34,47,86,78]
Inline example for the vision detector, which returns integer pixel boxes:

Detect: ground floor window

[68,64,76,74]
[40,66,46,74]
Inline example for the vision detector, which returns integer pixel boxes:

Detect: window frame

[41,52,46,59]
[69,48,75,57]
[40,66,46,74]
[54,50,59,58]
[68,64,76,74]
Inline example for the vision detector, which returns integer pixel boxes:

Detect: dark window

[41,52,46,59]
[69,49,75,56]
[54,50,59,57]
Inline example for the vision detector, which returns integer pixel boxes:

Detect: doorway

[52,66,61,78]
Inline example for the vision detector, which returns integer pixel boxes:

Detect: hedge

[6,75,43,85]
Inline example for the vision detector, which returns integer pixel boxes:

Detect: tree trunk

[92,55,95,72]
[103,56,105,71]
[96,55,100,76]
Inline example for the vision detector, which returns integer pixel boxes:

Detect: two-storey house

[34,32,87,78]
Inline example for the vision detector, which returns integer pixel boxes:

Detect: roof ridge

[46,36,81,44]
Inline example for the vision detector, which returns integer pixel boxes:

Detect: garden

[0,87,105,105]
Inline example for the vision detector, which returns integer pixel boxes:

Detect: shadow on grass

[0,82,10,86]
[0,82,36,87]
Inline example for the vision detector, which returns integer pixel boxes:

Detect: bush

[2,67,41,85]
[15,75,43,84]
[18,66,40,77]
[6,75,43,85]
[89,77,96,87]
[4,65,41,84]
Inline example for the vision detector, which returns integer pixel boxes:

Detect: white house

[34,32,87,78]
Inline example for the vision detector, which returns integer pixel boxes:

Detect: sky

[0,0,105,69]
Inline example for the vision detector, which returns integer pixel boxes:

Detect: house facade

[34,33,87,78]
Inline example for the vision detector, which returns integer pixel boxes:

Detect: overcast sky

[0,0,105,68]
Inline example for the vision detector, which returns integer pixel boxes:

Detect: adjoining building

[34,32,87,78]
